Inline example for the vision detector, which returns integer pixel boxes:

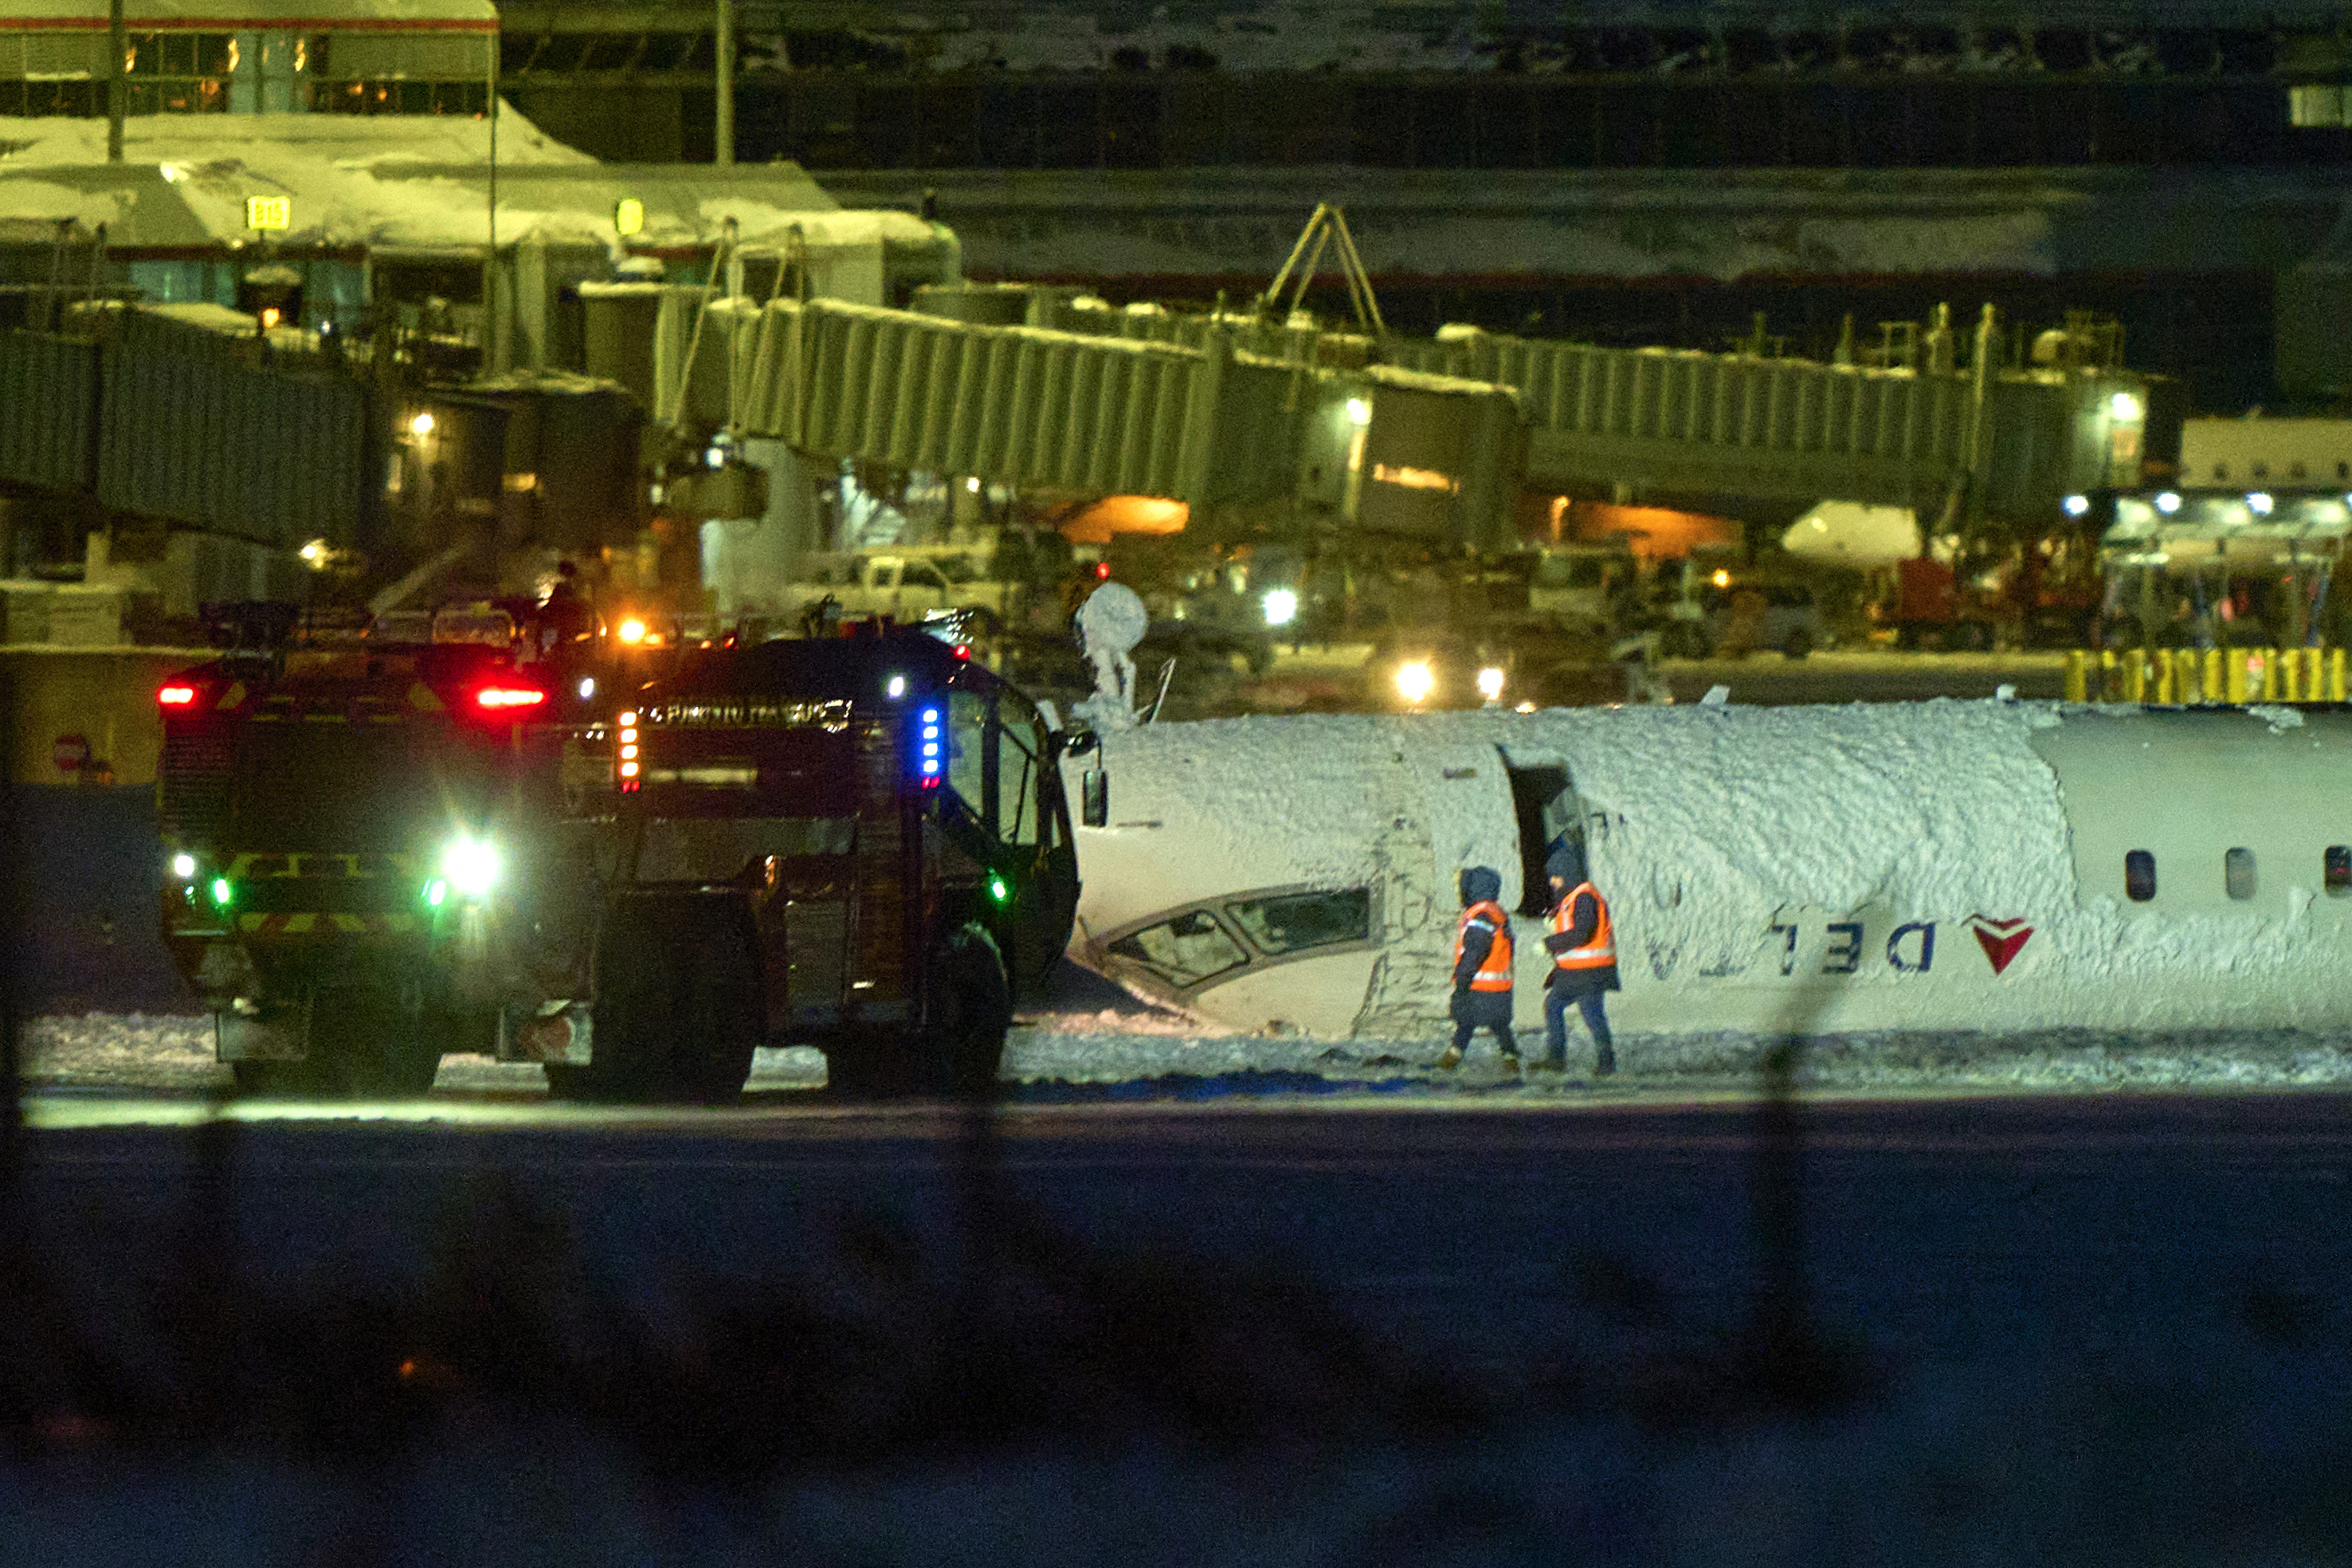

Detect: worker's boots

[1434,1045,1463,1071]
[1499,1053,1521,1075]
[1595,1045,1617,1077]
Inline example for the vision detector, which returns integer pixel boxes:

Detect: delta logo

[1968,916,2034,976]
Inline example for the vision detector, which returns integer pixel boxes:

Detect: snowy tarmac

[22,1005,2352,1117]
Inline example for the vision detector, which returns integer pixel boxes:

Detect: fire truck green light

[988,873,1010,905]
[210,878,233,907]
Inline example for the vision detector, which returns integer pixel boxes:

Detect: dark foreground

[4,1088,2350,1562]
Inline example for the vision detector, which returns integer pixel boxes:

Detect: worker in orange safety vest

[1535,841,1617,1077]
[1437,864,1519,1073]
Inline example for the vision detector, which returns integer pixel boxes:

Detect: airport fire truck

[570,623,1080,1100]
[158,611,1079,1100]
[155,606,596,1096]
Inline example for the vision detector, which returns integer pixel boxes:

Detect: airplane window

[1106,911,1247,986]
[2328,845,2352,897]
[2225,847,2257,902]
[2125,849,2157,902]
[1226,888,1372,955]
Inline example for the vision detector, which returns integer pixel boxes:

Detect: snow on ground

[24,1007,2352,1099]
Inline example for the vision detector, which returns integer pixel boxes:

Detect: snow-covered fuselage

[1066,700,2352,1041]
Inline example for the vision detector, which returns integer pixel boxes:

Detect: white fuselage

[1064,701,2352,1040]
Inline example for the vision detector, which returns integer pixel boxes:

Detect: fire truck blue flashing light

[917,707,944,786]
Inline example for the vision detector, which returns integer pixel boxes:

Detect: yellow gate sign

[245,194,292,232]
[614,197,645,237]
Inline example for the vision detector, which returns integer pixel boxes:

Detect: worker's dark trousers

[1543,985,1613,1066]
[1449,1018,1519,1059]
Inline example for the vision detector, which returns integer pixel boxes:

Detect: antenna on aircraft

[1073,582,1149,731]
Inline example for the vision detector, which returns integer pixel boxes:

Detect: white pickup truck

[789,552,1021,627]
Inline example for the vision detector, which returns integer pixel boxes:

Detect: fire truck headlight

[1394,661,1435,704]
[1262,589,1298,627]
[1475,665,1507,703]
[886,673,907,700]
[441,835,502,898]
[171,853,197,880]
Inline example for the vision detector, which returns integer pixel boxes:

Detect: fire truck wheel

[229,986,440,1099]
[919,923,1013,1100]
[578,899,759,1104]
[821,924,1009,1101]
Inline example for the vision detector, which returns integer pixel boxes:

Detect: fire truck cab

[566,624,1081,1100]
[157,607,594,1096]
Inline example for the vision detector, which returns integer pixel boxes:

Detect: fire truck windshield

[229,723,489,853]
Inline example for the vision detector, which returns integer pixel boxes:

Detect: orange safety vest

[1453,900,1515,992]
[1549,883,1615,970]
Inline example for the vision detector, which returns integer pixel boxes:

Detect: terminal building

[491,0,2352,417]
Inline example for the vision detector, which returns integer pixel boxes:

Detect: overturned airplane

[1063,700,2352,1041]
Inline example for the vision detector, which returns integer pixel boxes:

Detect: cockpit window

[1226,888,1372,955]
[1106,911,1247,986]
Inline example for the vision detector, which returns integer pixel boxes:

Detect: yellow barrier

[2069,645,2349,705]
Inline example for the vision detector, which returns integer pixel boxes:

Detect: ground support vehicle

[1528,543,1639,637]
[786,551,1023,633]
[562,625,1082,1101]
[158,630,594,1096]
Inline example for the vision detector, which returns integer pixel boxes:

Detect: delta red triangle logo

[1968,916,2033,975]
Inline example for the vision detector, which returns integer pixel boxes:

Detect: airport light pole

[715,0,734,167]
[106,0,124,163]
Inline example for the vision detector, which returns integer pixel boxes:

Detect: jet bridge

[1388,323,2160,527]
[590,280,2167,547]
[589,286,1528,551]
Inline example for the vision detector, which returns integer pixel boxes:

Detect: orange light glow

[1059,495,1190,545]
[617,617,647,645]
[1539,499,1739,564]
[1371,463,1459,494]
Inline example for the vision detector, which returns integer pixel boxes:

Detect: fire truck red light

[954,644,971,661]
[474,687,547,710]
[1094,562,1111,578]
[157,685,198,707]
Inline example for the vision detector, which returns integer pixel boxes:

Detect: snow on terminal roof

[0,105,881,251]
[0,0,491,22]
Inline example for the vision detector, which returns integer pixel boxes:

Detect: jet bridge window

[2124,849,2157,902]
[1226,888,1371,955]
[2225,847,2258,902]
[1105,910,1247,987]
[2327,845,2352,897]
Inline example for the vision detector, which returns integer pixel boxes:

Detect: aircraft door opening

[1506,764,1586,917]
